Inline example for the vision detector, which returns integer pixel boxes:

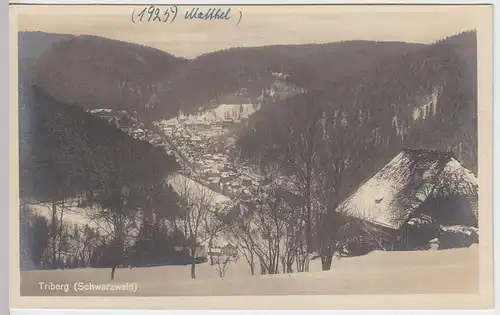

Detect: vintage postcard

[9,3,494,310]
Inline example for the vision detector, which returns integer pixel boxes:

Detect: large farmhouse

[336,149,478,252]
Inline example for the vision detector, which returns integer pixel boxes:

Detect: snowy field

[21,245,478,296]
[29,203,100,230]
[168,172,231,205]
[29,173,231,232]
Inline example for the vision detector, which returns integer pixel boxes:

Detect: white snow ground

[21,245,478,296]
[167,173,232,205]
[27,173,231,233]
[29,203,100,230]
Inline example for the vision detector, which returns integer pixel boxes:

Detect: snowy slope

[20,245,479,296]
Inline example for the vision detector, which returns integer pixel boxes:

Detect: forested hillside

[27,32,428,121]
[31,34,188,121]
[236,30,477,210]
[18,29,478,273]
[19,84,183,270]
[151,41,426,118]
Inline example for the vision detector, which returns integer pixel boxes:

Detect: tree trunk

[268,265,277,275]
[209,240,214,265]
[190,260,196,279]
[250,261,255,276]
[286,259,293,273]
[190,248,196,279]
[260,260,267,275]
[51,199,57,268]
[296,252,303,272]
[305,167,313,254]
[321,253,333,271]
[110,266,116,280]
[58,200,64,264]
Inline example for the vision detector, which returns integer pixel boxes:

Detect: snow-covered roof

[89,108,112,114]
[336,149,478,230]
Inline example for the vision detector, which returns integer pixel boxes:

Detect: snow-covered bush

[438,225,479,249]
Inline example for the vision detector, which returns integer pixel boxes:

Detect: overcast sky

[15,5,481,58]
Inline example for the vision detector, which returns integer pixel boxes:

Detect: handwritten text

[184,7,231,21]
[131,5,178,24]
[131,6,242,26]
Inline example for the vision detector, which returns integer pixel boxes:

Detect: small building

[174,245,207,260]
[336,149,478,252]
[207,244,238,259]
[222,119,234,127]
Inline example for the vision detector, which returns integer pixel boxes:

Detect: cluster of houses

[87,108,167,147]
[156,104,480,259]
[88,107,480,262]
[155,107,264,200]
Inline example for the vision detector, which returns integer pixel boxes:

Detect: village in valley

[18,21,482,296]
[24,80,480,293]
[86,72,300,205]
[53,90,480,278]
[156,103,261,198]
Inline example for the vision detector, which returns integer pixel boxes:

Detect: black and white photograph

[10,3,494,309]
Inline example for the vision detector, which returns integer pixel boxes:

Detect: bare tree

[313,106,360,270]
[86,185,141,280]
[204,200,233,266]
[75,224,100,267]
[170,174,223,279]
[21,199,71,269]
[273,97,325,258]
[226,212,258,275]
[214,244,238,278]
[262,166,309,273]
[226,176,304,275]
[215,254,232,278]
[242,95,331,272]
